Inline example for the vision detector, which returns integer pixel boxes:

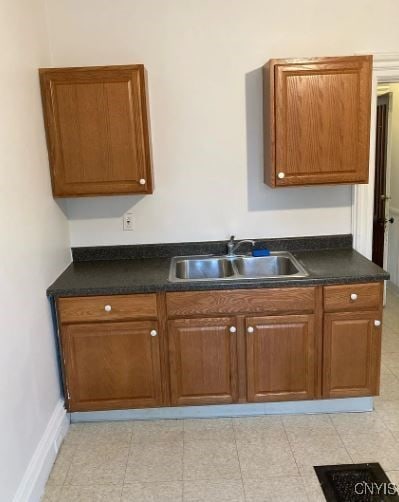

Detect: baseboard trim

[13,399,69,502]
[71,397,373,422]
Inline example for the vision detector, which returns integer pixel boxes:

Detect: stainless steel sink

[174,257,235,280]
[169,252,308,282]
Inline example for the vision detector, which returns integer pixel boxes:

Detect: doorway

[372,84,399,292]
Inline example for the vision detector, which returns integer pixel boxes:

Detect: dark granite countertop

[47,235,389,297]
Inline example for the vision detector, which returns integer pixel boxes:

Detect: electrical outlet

[123,212,134,231]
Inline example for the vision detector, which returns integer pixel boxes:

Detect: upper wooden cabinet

[263,55,372,187]
[39,65,153,197]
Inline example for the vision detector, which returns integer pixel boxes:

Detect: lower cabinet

[61,320,163,411]
[323,311,382,398]
[245,315,316,402]
[168,317,238,406]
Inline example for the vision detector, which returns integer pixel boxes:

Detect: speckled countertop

[47,235,389,297]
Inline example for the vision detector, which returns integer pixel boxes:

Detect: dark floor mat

[314,463,399,501]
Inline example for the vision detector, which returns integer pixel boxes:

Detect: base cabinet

[323,311,382,398]
[62,320,162,411]
[246,315,316,402]
[168,318,238,406]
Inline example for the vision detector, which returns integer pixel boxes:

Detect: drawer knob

[104,305,112,312]
[277,172,285,179]
[247,326,254,334]
[229,326,237,334]
[150,329,158,337]
[374,320,381,327]
[139,178,146,185]
[350,293,358,301]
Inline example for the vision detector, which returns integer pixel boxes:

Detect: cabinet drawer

[323,283,382,312]
[166,287,316,317]
[58,294,158,323]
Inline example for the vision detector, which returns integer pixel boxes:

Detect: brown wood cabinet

[246,315,316,402]
[323,311,382,398]
[168,318,238,406]
[56,282,383,412]
[61,320,162,411]
[263,55,372,187]
[39,65,153,197]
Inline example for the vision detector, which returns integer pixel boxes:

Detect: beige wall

[43,0,399,247]
[0,1,70,500]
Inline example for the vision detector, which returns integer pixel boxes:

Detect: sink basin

[169,252,308,282]
[174,257,235,280]
[233,255,303,278]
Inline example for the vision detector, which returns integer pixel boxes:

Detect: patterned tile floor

[42,289,399,501]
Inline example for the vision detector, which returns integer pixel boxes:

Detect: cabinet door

[168,318,238,406]
[323,311,382,398]
[246,315,315,402]
[62,321,162,411]
[265,55,372,187]
[39,65,152,197]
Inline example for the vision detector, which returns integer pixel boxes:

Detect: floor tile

[130,419,183,444]
[232,416,286,443]
[340,430,399,471]
[301,473,327,502]
[330,411,388,435]
[243,476,308,502]
[237,440,298,479]
[41,485,63,501]
[125,440,183,483]
[46,442,75,486]
[282,413,335,435]
[183,440,241,481]
[57,485,122,501]
[183,479,245,501]
[184,418,234,442]
[65,461,127,486]
[121,481,183,501]
[376,373,399,401]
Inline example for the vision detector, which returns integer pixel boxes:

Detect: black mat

[314,463,399,501]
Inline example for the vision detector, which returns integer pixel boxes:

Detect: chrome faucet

[226,235,255,257]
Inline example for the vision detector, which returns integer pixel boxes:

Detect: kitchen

[2,1,399,501]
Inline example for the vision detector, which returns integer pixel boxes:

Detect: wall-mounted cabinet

[39,65,153,197]
[263,55,372,187]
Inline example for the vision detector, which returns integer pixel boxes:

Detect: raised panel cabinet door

[61,321,162,411]
[264,55,372,186]
[168,318,238,406]
[246,315,316,402]
[39,65,153,197]
[323,311,382,398]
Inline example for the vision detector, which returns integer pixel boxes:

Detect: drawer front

[58,294,158,323]
[324,283,382,312]
[166,287,316,317]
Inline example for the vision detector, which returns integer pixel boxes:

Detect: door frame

[352,53,399,260]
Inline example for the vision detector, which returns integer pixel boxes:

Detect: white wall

[44,0,399,247]
[0,0,71,500]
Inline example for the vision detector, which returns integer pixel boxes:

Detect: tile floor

[42,289,399,501]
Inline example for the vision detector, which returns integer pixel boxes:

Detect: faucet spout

[226,236,255,257]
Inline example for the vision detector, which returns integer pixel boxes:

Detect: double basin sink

[169,251,308,282]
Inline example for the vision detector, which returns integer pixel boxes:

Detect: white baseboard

[71,397,373,422]
[13,399,69,502]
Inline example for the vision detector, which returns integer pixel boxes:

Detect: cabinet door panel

[62,321,162,411]
[246,315,315,402]
[265,55,372,187]
[39,65,152,197]
[323,311,382,398]
[168,318,238,406]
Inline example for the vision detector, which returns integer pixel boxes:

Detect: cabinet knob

[139,178,146,185]
[104,305,112,312]
[247,326,254,334]
[229,326,237,334]
[277,172,285,179]
[150,329,158,337]
[374,320,381,327]
[350,293,358,301]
